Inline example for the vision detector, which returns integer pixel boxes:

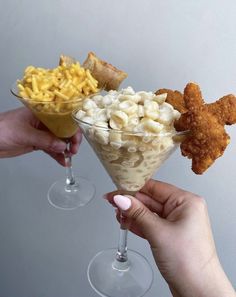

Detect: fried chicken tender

[176,107,230,174]
[174,82,236,174]
[83,52,128,91]
[155,88,187,113]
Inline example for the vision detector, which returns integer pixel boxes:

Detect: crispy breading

[155,88,187,113]
[174,111,191,131]
[207,94,236,125]
[174,82,236,174]
[83,52,128,91]
[177,107,230,174]
[183,82,204,110]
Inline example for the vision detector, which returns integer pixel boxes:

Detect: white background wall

[0,0,236,296]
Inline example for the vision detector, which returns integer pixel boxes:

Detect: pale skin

[105,179,236,297]
[0,107,82,165]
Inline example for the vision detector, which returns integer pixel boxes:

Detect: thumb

[25,127,66,152]
[113,194,164,242]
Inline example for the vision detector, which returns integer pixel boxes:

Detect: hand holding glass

[73,112,185,297]
[11,82,95,210]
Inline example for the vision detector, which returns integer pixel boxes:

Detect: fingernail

[113,195,131,211]
[51,141,66,152]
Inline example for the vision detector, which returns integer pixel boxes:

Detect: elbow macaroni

[17,62,99,113]
[109,110,129,130]
[16,60,100,138]
[76,86,180,134]
[76,87,181,192]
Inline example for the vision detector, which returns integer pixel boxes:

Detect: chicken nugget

[178,107,230,174]
[174,82,236,174]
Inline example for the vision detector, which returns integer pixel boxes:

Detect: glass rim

[72,108,188,137]
[10,80,99,104]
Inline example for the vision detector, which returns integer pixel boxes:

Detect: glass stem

[113,212,130,270]
[64,140,75,188]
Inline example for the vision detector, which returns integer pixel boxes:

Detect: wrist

[0,112,11,158]
[0,112,5,149]
[171,257,235,297]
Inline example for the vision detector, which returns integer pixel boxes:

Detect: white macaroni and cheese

[75,87,181,192]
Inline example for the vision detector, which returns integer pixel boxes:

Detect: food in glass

[73,86,185,297]
[12,59,99,209]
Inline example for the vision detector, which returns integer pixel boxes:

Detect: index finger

[139,179,185,204]
[104,179,186,207]
[69,130,82,154]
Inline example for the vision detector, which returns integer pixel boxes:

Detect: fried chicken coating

[177,107,230,174]
[183,82,204,110]
[174,82,236,174]
[207,94,236,125]
[155,88,187,113]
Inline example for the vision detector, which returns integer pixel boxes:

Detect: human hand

[0,107,82,166]
[105,180,235,297]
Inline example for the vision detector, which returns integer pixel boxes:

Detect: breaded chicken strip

[174,82,236,174]
[178,107,230,174]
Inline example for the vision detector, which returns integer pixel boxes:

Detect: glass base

[87,248,153,297]
[47,177,95,210]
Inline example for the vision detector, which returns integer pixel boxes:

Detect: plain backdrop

[0,0,236,296]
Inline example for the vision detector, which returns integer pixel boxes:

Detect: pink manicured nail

[113,195,131,211]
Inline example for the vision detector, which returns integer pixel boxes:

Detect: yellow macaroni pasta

[17,62,99,113]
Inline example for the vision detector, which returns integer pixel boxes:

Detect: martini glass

[11,82,96,210]
[73,111,185,297]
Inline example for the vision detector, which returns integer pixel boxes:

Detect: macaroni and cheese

[76,87,181,191]
[17,61,99,138]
